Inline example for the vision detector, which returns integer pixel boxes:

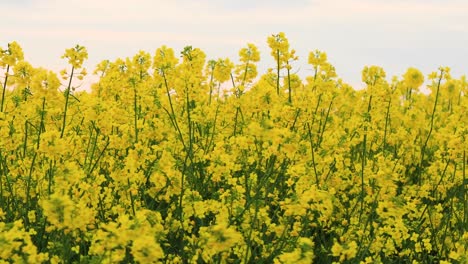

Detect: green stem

[161,70,186,149]
[37,98,46,149]
[133,81,138,143]
[88,137,110,177]
[382,98,391,154]
[60,66,75,138]
[0,151,5,208]
[47,160,54,195]
[128,178,136,216]
[418,70,444,185]
[317,98,333,147]
[290,108,300,131]
[241,61,250,87]
[1,64,10,112]
[287,66,292,103]
[359,95,372,223]
[233,107,240,136]
[178,153,189,222]
[185,83,194,159]
[306,123,319,187]
[208,70,214,105]
[312,93,322,126]
[206,103,220,152]
[83,125,94,169]
[26,152,37,210]
[276,49,280,95]
[23,120,28,158]
[230,73,239,98]
[463,150,466,225]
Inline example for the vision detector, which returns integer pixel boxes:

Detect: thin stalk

[0,151,6,207]
[88,137,110,177]
[206,103,220,152]
[1,64,10,112]
[230,73,238,97]
[128,178,136,216]
[464,150,466,225]
[208,70,214,105]
[178,153,190,222]
[241,61,250,87]
[0,151,15,216]
[276,49,280,95]
[312,93,322,126]
[359,95,372,223]
[47,160,54,195]
[185,83,194,159]
[37,98,46,149]
[317,98,334,147]
[290,108,301,131]
[306,123,319,187]
[357,189,381,261]
[161,70,186,149]
[23,121,28,158]
[83,125,94,169]
[418,70,444,185]
[177,79,196,225]
[287,66,292,103]
[0,159,2,206]
[382,98,392,154]
[132,81,138,143]
[231,72,243,136]
[233,107,240,136]
[60,66,75,138]
[25,152,38,209]
[244,197,260,263]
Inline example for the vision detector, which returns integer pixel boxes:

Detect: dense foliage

[0,33,466,263]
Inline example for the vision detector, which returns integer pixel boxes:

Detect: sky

[1,0,468,89]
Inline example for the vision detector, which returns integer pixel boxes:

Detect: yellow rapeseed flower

[61,44,88,69]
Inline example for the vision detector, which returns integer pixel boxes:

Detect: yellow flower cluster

[0,34,466,263]
[0,220,48,262]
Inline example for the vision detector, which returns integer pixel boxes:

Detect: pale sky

[2,0,468,89]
